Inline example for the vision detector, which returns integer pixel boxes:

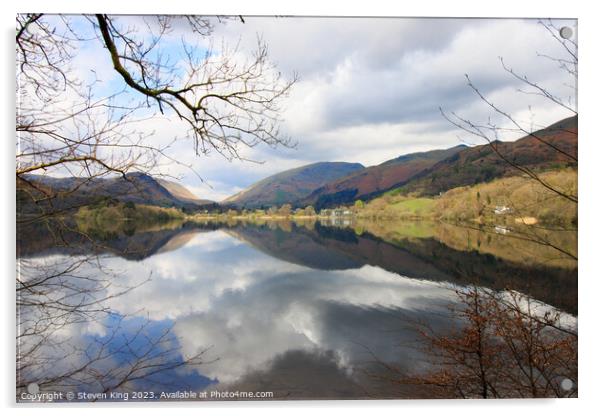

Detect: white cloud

[191,17,575,189]
[24,16,577,199]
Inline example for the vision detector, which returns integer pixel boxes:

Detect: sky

[36,16,578,201]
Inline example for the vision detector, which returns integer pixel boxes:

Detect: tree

[440,19,577,261]
[441,20,577,204]
[17,14,296,223]
[434,287,576,398]
[16,14,295,398]
[373,286,577,398]
[413,26,580,396]
[277,203,292,217]
[304,205,316,216]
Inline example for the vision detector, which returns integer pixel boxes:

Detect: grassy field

[392,198,435,215]
[357,195,436,219]
[434,168,577,226]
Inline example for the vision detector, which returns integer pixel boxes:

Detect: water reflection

[17,220,577,400]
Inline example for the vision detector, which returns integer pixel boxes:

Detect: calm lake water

[16,220,577,401]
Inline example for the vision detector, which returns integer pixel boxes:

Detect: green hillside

[223,162,364,209]
[301,145,467,209]
[395,116,577,197]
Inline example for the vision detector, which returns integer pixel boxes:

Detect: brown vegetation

[375,286,577,398]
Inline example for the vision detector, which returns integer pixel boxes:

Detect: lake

[16,219,577,401]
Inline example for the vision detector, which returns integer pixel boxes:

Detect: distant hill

[223,162,364,209]
[394,115,577,196]
[300,145,468,209]
[155,178,214,206]
[19,117,576,215]
[18,172,216,213]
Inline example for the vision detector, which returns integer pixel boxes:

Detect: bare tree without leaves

[17,14,296,213]
[439,19,578,262]
[381,21,580,398]
[16,14,295,398]
[441,19,577,204]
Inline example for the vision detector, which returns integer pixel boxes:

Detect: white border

[3,1,601,415]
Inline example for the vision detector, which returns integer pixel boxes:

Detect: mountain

[155,178,214,206]
[103,173,216,208]
[223,162,364,209]
[394,115,578,196]
[300,145,468,209]
[18,172,216,212]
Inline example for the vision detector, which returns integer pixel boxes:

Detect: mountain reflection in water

[17,220,577,400]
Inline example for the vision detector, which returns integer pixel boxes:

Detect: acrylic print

[16,15,577,402]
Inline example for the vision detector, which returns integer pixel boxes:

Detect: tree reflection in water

[16,219,577,400]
